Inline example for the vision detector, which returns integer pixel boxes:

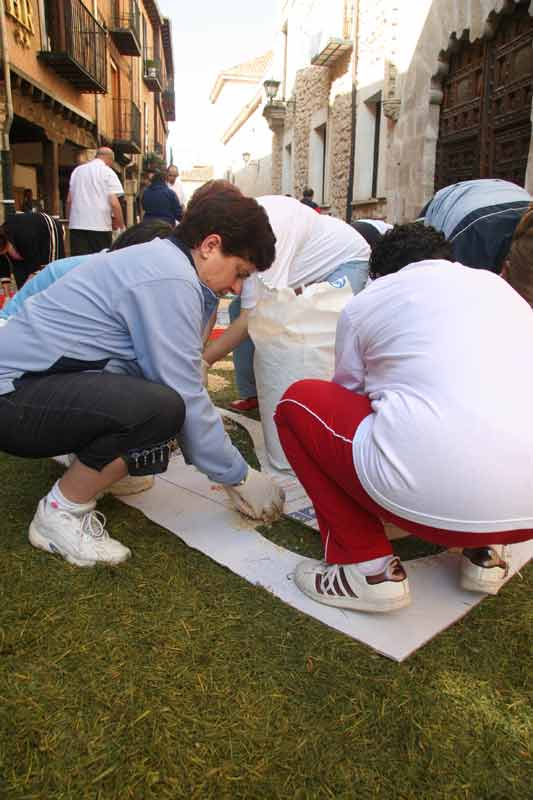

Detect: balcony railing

[143,49,163,92]
[39,0,107,93]
[162,78,175,121]
[113,99,141,154]
[110,0,141,57]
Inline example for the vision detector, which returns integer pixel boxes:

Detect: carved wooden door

[435,4,533,190]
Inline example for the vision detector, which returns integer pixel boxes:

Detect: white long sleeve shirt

[240,196,369,309]
[334,259,533,532]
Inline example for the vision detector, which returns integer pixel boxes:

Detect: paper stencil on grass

[118,409,533,662]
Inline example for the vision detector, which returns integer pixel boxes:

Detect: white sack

[248,278,353,471]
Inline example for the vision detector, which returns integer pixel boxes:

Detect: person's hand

[201,358,210,388]
[222,468,285,523]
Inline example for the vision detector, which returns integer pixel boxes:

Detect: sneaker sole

[295,580,411,613]
[29,524,130,568]
[108,476,155,497]
[460,570,506,596]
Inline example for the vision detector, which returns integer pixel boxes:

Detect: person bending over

[203,188,370,411]
[0,219,174,322]
[0,185,284,567]
[418,178,531,272]
[274,223,533,613]
[0,212,64,289]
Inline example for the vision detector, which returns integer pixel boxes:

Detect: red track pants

[274,380,533,564]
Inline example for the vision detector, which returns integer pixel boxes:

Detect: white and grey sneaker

[293,556,411,613]
[460,545,510,595]
[107,474,155,497]
[29,499,131,567]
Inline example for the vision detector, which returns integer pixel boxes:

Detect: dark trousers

[0,373,185,475]
[70,229,112,256]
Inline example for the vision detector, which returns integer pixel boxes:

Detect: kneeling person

[0,185,284,567]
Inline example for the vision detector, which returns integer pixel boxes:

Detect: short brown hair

[176,181,275,271]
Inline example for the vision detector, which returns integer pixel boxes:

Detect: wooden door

[435,4,533,190]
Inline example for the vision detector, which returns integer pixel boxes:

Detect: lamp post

[263,78,281,104]
[242,152,251,166]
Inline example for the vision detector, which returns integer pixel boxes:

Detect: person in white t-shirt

[67,147,125,256]
[167,165,186,207]
[203,193,370,411]
[274,223,533,613]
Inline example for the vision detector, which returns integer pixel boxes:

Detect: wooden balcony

[110,0,141,57]
[113,99,141,155]
[143,51,163,92]
[39,0,107,93]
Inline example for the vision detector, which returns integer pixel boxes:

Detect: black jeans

[0,373,185,475]
[70,229,112,256]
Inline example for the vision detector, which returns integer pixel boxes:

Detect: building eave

[222,91,262,145]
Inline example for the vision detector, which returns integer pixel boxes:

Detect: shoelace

[80,510,109,541]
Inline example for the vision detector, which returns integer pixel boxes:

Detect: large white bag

[248,278,353,471]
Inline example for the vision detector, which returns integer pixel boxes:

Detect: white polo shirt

[168,178,186,207]
[334,259,533,532]
[240,196,370,309]
[69,158,124,231]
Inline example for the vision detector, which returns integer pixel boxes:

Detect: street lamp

[263,78,280,104]
[242,152,251,166]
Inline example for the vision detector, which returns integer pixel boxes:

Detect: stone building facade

[0,0,175,226]
[218,0,533,225]
[388,0,533,221]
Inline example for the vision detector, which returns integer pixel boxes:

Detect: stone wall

[328,50,353,218]
[388,0,530,222]
[292,65,330,200]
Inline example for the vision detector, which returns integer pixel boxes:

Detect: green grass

[0,364,532,799]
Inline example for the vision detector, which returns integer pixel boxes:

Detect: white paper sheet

[119,451,533,662]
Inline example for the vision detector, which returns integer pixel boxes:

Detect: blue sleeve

[115,278,247,485]
[1,256,86,318]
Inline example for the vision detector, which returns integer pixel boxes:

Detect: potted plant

[143,152,165,172]
[145,59,158,79]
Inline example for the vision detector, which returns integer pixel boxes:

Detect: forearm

[203,309,250,365]
[202,308,217,347]
[110,196,125,229]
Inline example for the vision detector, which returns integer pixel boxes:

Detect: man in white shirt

[67,147,125,256]
[167,165,186,207]
[203,194,370,410]
[274,222,533,613]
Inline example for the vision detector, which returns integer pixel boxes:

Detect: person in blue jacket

[141,170,183,225]
[0,219,174,322]
[0,183,284,567]
[417,178,531,272]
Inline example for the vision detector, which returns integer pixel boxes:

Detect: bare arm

[202,308,217,347]
[66,192,72,219]
[203,309,250,365]
[110,194,125,230]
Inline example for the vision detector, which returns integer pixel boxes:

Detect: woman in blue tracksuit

[141,170,183,225]
[0,184,284,568]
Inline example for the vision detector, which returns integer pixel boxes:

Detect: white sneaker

[107,474,155,497]
[460,545,510,595]
[293,557,411,613]
[29,499,131,567]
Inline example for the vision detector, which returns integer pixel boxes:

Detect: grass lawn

[0,363,532,799]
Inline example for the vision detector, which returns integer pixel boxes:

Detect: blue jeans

[230,259,368,399]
